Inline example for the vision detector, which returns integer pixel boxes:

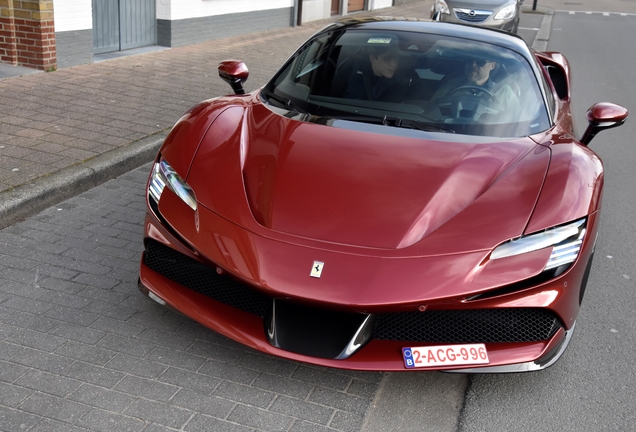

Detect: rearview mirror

[218,60,249,95]
[581,102,628,145]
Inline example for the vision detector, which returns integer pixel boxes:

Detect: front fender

[159,96,252,179]
[526,142,603,234]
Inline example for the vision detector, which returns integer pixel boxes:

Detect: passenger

[344,38,410,102]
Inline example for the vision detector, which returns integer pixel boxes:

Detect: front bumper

[139,205,596,372]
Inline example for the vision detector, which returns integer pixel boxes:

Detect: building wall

[34,0,397,70]
[52,0,91,67]
[299,0,393,24]
[52,0,89,32]
[0,0,56,70]
[156,0,294,48]
[372,0,394,9]
[301,0,330,23]
[156,0,293,20]
[157,7,293,48]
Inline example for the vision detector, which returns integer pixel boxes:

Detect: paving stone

[68,384,136,413]
[347,378,382,399]
[83,301,137,321]
[123,399,192,429]
[105,353,167,379]
[186,340,247,364]
[7,328,67,352]
[3,295,54,315]
[161,366,222,393]
[28,418,96,432]
[44,305,100,327]
[308,386,372,415]
[9,347,74,374]
[184,414,253,432]
[39,291,93,310]
[144,346,207,372]
[77,286,130,305]
[291,366,353,392]
[137,328,196,352]
[270,396,335,426]
[126,310,184,333]
[0,381,34,407]
[329,410,367,432]
[61,361,126,389]
[97,334,156,358]
[71,273,120,289]
[114,375,179,402]
[238,352,298,377]
[170,390,236,420]
[76,408,146,432]
[227,404,294,432]
[252,373,314,400]
[48,323,106,345]
[19,392,89,424]
[0,321,17,340]
[90,316,145,338]
[3,309,60,333]
[36,277,86,294]
[15,370,82,398]
[54,341,117,366]
[0,405,41,432]
[198,360,260,386]
[213,381,276,409]
[288,420,333,432]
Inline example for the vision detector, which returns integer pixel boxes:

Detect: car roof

[324,17,533,62]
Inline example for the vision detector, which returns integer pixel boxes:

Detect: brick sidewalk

[0,1,432,228]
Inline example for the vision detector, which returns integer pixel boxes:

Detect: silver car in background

[431,0,524,33]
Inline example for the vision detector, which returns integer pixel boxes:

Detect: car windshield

[262,27,550,138]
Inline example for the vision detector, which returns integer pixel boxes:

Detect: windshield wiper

[261,89,302,112]
[324,114,454,133]
[392,118,455,134]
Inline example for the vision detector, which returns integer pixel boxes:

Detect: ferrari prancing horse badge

[310,261,324,278]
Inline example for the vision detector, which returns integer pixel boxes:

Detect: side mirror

[581,102,628,145]
[218,60,249,95]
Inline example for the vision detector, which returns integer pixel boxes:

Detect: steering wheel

[435,85,503,122]
[447,85,497,100]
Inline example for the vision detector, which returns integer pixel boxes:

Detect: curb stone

[0,131,167,230]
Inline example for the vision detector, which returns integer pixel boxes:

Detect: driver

[431,57,519,113]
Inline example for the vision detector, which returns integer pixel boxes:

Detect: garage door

[332,0,341,15]
[93,0,156,54]
[348,0,365,12]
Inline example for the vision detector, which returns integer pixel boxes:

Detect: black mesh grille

[373,309,562,343]
[145,240,562,344]
[455,10,491,23]
[144,239,271,317]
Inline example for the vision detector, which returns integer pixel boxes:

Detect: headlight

[491,218,587,272]
[435,0,450,15]
[148,158,197,211]
[494,4,516,20]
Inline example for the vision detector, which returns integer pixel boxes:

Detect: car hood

[187,103,550,252]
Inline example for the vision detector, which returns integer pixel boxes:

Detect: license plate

[402,344,489,369]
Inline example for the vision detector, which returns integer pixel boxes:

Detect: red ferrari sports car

[138,18,627,372]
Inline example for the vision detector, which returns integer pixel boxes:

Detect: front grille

[373,309,562,343]
[145,240,562,345]
[454,9,492,23]
[144,239,271,317]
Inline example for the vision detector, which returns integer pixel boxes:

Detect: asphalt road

[458,10,636,432]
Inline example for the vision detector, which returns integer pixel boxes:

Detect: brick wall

[0,0,56,70]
